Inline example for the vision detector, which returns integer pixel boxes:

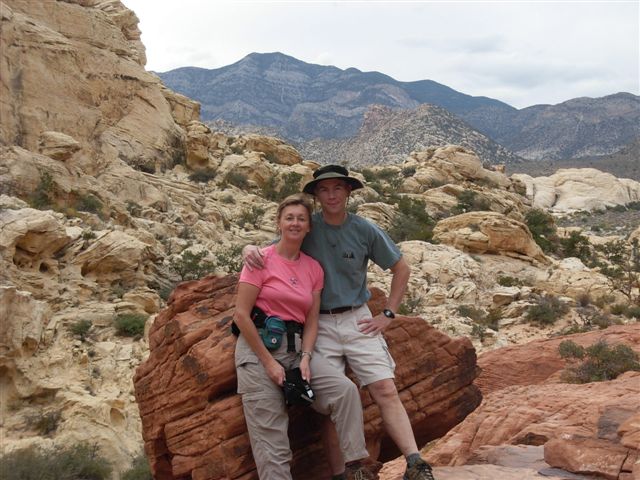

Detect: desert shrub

[610,303,628,315]
[225,170,249,189]
[70,319,92,341]
[81,229,96,241]
[452,190,490,214]
[525,208,558,253]
[576,292,592,308]
[0,443,111,480]
[559,231,594,264]
[76,194,103,214]
[114,313,147,337]
[625,305,640,319]
[221,194,235,204]
[213,244,244,273]
[178,226,193,239]
[458,305,485,322]
[121,453,153,480]
[262,172,303,202]
[188,168,217,183]
[497,275,523,287]
[459,305,501,337]
[26,409,61,436]
[595,239,640,305]
[591,312,621,329]
[126,200,142,217]
[30,171,54,209]
[397,292,423,315]
[401,166,416,178]
[170,250,215,281]
[525,294,569,326]
[627,201,640,211]
[238,206,265,229]
[594,293,617,309]
[388,197,435,243]
[559,339,640,383]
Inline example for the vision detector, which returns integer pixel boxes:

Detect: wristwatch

[383,309,395,319]
[300,351,313,360]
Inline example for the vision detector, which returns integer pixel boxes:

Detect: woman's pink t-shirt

[239,244,324,324]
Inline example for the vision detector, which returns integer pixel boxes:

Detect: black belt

[320,305,361,314]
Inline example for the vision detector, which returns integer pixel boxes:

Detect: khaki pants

[235,333,368,479]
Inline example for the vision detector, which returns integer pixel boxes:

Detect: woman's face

[278,204,311,242]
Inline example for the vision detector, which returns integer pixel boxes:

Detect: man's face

[314,178,351,216]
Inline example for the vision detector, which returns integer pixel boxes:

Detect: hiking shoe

[345,462,379,480]
[403,458,436,480]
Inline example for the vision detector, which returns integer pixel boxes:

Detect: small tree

[525,208,558,253]
[595,239,640,305]
[525,294,569,326]
[170,250,215,281]
[559,339,640,383]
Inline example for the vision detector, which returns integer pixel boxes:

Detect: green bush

[559,339,640,383]
[459,305,501,336]
[70,319,92,341]
[525,208,558,253]
[0,443,112,480]
[188,168,217,183]
[225,171,249,189]
[26,409,61,436]
[497,275,523,287]
[525,294,569,326]
[30,171,54,209]
[76,194,103,214]
[401,166,417,178]
[610,303,628,315]
[559,231,594,264]
[238,207,265,229]
[262,172,303,202]
[121,454,153,480]
[170,250,215,281]
[452,190,490,214]
[213,244,244,273]
[625,305,640,319]
[388,197,435,243]
[114,313,147,337]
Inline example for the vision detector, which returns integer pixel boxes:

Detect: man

[244,164,436,480]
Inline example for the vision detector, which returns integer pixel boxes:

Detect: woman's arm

[234,282,286,386]
[299,290,321,382]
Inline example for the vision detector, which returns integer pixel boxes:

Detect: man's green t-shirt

[301,212,401,310]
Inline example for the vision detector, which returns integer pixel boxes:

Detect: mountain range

[158,52,639,164]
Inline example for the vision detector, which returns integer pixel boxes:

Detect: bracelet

[300,351,313,360]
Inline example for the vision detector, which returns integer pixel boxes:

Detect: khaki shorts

[315,304,396,387]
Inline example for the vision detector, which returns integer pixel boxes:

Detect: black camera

[283,367,314,407]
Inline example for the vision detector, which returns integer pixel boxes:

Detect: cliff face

[0,0,195,174]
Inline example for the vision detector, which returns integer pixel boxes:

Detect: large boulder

[433,211,548,265]
[133,275,481,480]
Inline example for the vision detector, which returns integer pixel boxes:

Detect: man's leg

[366,378,418,455]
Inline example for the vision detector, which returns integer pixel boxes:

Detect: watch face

[384,309,395,319]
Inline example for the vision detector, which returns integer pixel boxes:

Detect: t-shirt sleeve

[311,260,324,292]
[239,264,264,288]
[368,221,402,270]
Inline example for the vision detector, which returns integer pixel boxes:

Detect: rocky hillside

[1,2,639,480]
[299,104,522,166]
[158,52,639,162]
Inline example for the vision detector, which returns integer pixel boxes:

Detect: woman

[234,193,373,480]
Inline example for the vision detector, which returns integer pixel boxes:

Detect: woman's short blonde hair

[276,193,313,227]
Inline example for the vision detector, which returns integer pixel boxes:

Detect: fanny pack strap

[232,306,303,353]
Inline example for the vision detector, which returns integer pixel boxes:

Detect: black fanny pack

[231,306,303,353]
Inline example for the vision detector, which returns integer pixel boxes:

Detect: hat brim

[302,172,364,195]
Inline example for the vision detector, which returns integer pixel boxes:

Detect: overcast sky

[121,0,639,109]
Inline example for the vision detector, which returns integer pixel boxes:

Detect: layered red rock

[133,275,481,480]
[426,324,640,480]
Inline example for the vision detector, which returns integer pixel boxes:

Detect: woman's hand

[299,354,311,383]
[265,357,286,386]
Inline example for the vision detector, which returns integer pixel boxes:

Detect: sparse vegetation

[559,339,640,383]
[525,294,569,326]
[559,231,595,264]
[224,170,249,189]
[170,250,215,281]
[26,409,61,436]
[188,168,217,183]
[30,171,54,209]
[70,319,92,341]
[595,239,640,305]
[458,305,502,341]
[114,313,148,338]
[497,275,524,287]
[452,190,490,214]
[388,197,435,243]
[76,193,103,214]
[213,244,244,273]
[238,206,265,229]
[0,443,112,480]
[262,172,303,202]
[121,453,153,480]
[525,208,558,254]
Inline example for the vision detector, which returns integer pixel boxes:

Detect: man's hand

[242,245,265,271]
[357,313,392,335]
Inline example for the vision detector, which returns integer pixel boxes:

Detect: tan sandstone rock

[433,211,548,265]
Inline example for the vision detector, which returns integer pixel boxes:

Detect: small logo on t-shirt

[342,251,355,260]
[289,277,298,286]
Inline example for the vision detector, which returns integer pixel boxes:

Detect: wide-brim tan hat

[302,164,364,195]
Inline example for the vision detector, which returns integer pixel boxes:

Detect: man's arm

[242,244,265,271]
[357,257,410,335]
